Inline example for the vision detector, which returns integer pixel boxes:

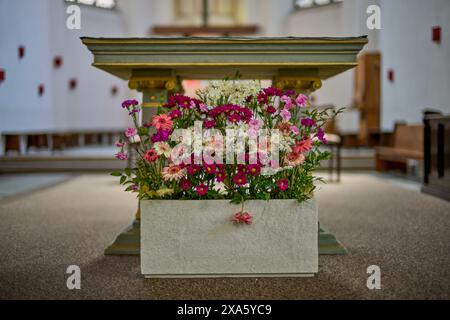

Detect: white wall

[0,0,131,133]
[286,0,380,134]
[379,0,450,131]
[287,0,450,133]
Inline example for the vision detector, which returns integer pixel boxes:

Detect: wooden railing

[423,114,450,201]
[1,130,122,155]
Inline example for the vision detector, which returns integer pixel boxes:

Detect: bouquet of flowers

[113,80,341,208]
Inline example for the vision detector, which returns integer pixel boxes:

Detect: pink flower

[152,114,174,131]
[124,127,137,138]
[284,152,306,167]
[169,109,182,119]
[231,212,253,225]
[280,108,291,121]
[116,141,125,148]
[293,138,312,153]
[241,212,253,225]
[301,118,316,127]
[233,173,248,186]
[281,96,294,110]
[145,149,159,163]
[232,213,243,224]
[296,94,309,107]
[277,178,289,192]
[180,179,191,191]
[290,126,300,135]
[200,104,209,113]
[115,152,128,161]
[249,118,263,130]
[196,183,209,196]
[162,165,185,181]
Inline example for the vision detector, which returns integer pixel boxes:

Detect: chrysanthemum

[162,165,185,181]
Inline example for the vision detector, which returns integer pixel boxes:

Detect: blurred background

[0,0,449,199]
[1,1,450,300]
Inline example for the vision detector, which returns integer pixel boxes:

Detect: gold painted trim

[142,102,162,108]
[91,50,360,55]
[82,38,368,45]
[94,62,358,67]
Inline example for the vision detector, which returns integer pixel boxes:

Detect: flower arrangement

[113,80,341,216]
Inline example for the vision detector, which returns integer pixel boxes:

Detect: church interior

[0,0,449,300]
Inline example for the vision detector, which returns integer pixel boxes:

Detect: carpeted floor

[0,173,449,300]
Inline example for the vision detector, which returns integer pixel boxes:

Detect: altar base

[104,222,347,256]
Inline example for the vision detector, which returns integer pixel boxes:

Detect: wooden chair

[375,124,424,172]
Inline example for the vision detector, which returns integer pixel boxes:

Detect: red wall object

[69,78,77,90]
[38,84,45,96]
[0,69,5,83]
[388,69,395,83]
[18,46,25,59]
[54,56,63,68]
[432,26,441,43]
[111,85,118,96]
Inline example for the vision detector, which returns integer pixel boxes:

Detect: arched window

[64,0,116,9]
[295,0,343,10]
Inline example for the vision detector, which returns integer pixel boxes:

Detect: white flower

[154,142,172,158]
[129,135,141,144]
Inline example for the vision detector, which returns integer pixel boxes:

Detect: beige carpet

[0,173,449,300]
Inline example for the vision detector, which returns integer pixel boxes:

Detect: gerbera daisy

[152,114,174,131]
[162,165,185,181]
[284,152,306,167]
[154,142,172,158]
[196,183,209,196]
[233,173,248,186]
[293,138,312,154]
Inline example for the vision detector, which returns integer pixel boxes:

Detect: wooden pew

[375,124,424,172]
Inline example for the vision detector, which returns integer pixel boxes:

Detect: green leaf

[120,176,127,184]
[111,171,122,177]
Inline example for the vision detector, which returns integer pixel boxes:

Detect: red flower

[204,164,216,175]
[293,138,312,154]
[169,109,182,119]
[233,173,247,186]
[152,114,173,131]
[215,171,227,183]
[196,183,209,196]
[180,179,191,191]
[145,149,159,163]
[241,212,253,225]
[266,106,277,114]
[231,212,253,225]
[246,164,261,177]
[187,165,201,176]
[277,178,289,192]
[204,120,216,129]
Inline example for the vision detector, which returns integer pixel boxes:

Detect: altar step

[0,147,375,173]
[104,220,347,256]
